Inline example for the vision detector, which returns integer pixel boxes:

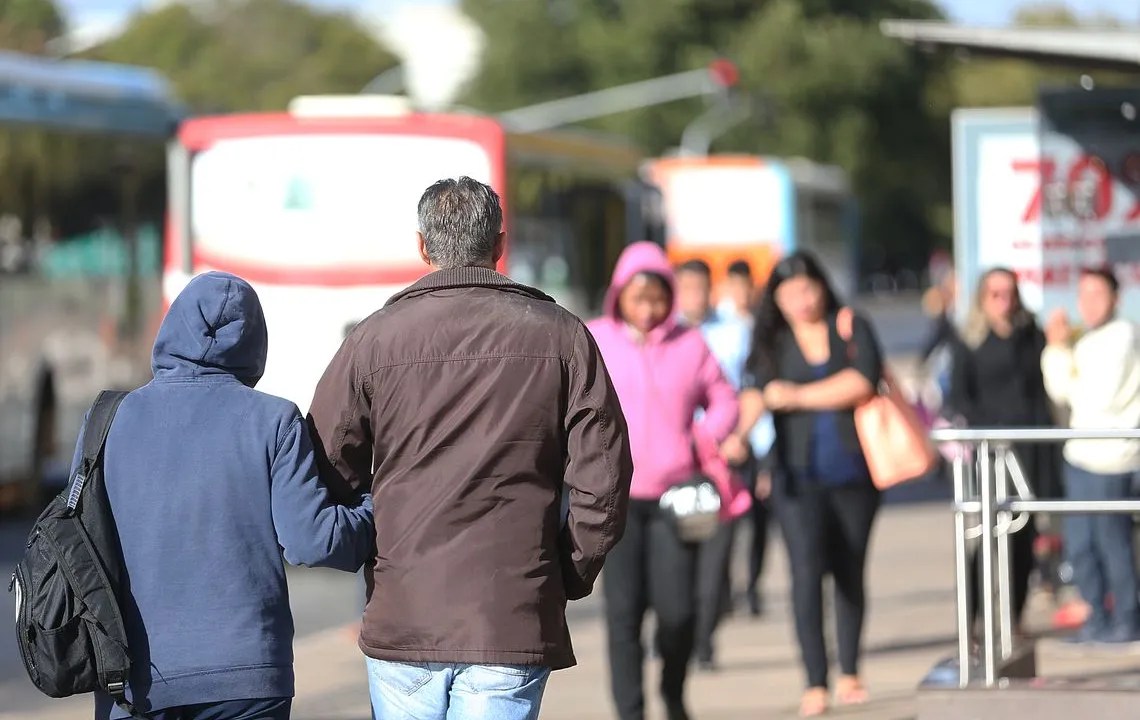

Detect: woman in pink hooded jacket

[587,242,741,720]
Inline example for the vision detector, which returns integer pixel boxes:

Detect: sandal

[835,675,869,706]
[799,687,829,717]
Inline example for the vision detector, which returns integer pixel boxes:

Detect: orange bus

[643,154,858,297]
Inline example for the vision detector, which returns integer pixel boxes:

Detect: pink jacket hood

[603,241,678,322]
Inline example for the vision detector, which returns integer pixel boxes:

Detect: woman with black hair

[722,250,882,717]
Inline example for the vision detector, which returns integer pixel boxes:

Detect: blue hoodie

[79,272,373,718]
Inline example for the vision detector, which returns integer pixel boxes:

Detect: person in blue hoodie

[79,271,374,720]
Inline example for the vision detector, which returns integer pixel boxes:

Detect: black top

[920,313,957,361]
[947,324,1051,427]
[745,312,884,479]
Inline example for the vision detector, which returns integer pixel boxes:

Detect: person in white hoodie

[1042,266,1140,644]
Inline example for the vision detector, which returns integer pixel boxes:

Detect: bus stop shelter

[881,20,1140,71]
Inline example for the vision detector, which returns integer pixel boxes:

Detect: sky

[56,0,1140,49]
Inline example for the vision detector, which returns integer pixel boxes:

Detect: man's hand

[763,381,800,411]
[755,471,772,501]
[720,433,751,466]
[1045,308,1071,347]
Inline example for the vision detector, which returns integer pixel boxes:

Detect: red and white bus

[165,95,660,412]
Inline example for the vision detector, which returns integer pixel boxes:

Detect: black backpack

[8,390,147,718]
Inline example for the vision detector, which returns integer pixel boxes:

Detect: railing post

[995,445,1014,660]
[953,450,972,687]
[978,440,998,686]
[931,427,1140,690]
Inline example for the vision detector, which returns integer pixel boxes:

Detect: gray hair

[417,177,503,268]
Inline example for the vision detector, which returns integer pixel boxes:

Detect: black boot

[664,697,691,720]
[746,588,764,618]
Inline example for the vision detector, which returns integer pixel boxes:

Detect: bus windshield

[663,165,790,248]
[189,133,493,270]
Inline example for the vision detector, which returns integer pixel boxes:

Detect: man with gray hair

[308,176,633,719]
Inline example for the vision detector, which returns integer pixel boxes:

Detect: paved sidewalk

[6,502,1139,720]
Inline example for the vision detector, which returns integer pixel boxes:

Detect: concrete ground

[7,495,1139,720]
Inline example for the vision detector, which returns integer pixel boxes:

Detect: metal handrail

[932,427,1140,442]
[957,500,1140,513]
[932,428,1140,691]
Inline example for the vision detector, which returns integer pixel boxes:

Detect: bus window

[190,134,493,273]
[797,188,856,298]
[508,214,581,313]
[623,179,666,249]
[509,177,630,318]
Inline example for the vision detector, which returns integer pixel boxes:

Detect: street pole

[361,66,404,95]
[679,94,752,156]
[498,68,721,134]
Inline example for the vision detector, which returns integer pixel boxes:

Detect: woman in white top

[1042,265,1140,644]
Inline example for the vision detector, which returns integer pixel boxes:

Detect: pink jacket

[587,243,750,517]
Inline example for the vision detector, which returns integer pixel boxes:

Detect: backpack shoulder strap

[66,390,128,512]
[82,390,128,467]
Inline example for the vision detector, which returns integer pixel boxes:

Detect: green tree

[463,0,951,273]
[95,0,397,113]
[0,0,63,54]
[0,0,69,228]
[948,3,1131,110]
[1012,3,1080,26]
[725,0,951,269]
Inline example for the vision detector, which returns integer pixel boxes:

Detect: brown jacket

[307,267,632,670]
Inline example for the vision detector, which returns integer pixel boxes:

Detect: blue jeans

[366,658,550,720]
[1064,463,1140,633]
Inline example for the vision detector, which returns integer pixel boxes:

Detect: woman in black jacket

[947,267,1059,639]
[724,251,883,717]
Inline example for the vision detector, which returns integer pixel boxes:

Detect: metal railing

[930,427,1140,689]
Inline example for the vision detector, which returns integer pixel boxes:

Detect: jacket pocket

[22,532,100,698]
[33,620,98,697]
[456,664,535,693]
[29,552,78,631]
[13,564,38,688]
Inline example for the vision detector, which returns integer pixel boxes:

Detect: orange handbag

[837,308,938,490]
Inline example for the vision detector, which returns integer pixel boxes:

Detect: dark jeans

[774,479,880,690]
[967,515,1037,630]
[967,527,1037,630]
[1064,462,1139,632]
[745,466,771,608]
[695,518,735,662]
[604,499,699,720]
[147,698,291,720]
[966,444,1044,629]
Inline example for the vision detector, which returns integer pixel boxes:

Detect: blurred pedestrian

[309,177,633,720]
[720,260,776,619]
[90,272,375,720]
[1042,266,1140,644]
[920,265,958,403]
[589,242,744,720]
[947,267,1058,640]
[733,251,883,717]
[675,259,760,670]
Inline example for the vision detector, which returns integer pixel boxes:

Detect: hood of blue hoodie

[152,271,268,385]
